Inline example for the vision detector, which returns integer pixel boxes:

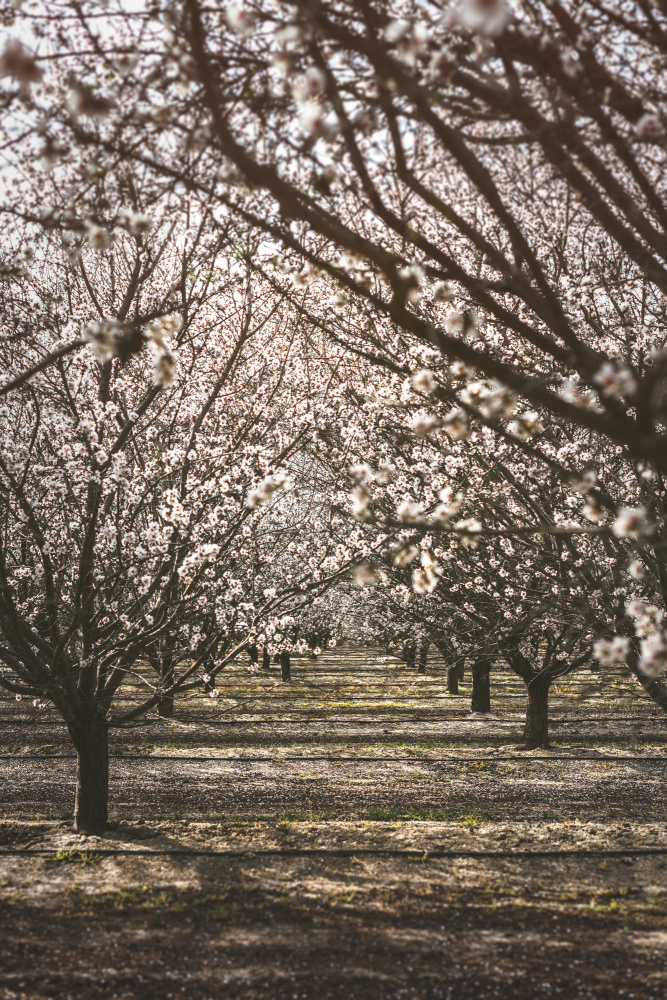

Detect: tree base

[68,717,110,835]
[523,677,551,750]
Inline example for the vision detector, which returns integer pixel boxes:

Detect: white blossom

[612,506,650,539]
[442,408,470,439]
[638,633,667,677]
[593,362,637,399]
[225,2,256,37]
[457,0,510,38]
[636,113,665,140]
[411,369,436,394]
[593,635,630,665]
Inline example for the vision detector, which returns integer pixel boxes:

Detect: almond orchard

[0,3,666,1000]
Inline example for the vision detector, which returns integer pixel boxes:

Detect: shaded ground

[0,644,665,998]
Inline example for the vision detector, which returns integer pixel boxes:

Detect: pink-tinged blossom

[508,411,543,440]
[116,209,153,236]
[638,633,667,677]
[349,463,373,483]
[457,0,510,37]
[86,223,115,252]
[351,485,372,520]
[628,560,645,580]
[410,413,440,438]
[225,2,256,37]
[455,518,482,547]
[445,311,465,335]
[375,461,395,484]
[397,501,425,523]
[151,347,178,387]
[478,385,516,419]
[411,369,436,394]
[583,499,605,523]
[353,562,384,587]
[442,408,470,439]
[299,103,325,135]
[636,113,665,140]
[247,472,292,509]
[384,19,429,62]
[612,506,650,539]
[571,471,597,494]
[293,67,327,101]
[634,605,664,638]
[593,362,637,399]
[594,635,630,665]
[413,554,440,594]
[393,543,419,566]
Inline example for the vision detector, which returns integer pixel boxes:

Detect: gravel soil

[0,645,665,999]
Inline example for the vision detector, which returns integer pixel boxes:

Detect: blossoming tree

[0,198,372,831]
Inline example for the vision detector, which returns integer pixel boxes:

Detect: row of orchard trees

[1,0,667,827]
[0,193,381,831]
[308,349,667,747]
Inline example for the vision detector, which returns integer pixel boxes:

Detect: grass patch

[458,813,483,830]
[45,848,100,866]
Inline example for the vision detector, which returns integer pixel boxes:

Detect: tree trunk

[262,646,271,669]
[406,642,416,669]
[249,644,258,665]
[281,651,291,682]
[471,658,491,713]
[417,642,430,675]
[524,675,551,749]
[68,717,109,834]
[447,666,459,695]
[158,644,174,717]
[634,666,667,711]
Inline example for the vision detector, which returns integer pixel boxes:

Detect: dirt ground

[0,645,665,999]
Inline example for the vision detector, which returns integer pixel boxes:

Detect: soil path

[0,644,665,998]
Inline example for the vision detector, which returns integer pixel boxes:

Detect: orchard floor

[0,643,666,999]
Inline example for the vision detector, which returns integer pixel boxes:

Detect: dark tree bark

[262,646,271,669]
[524,675,552,749]
[406,642,416,669]
[68,715,109,834]
[634,669,667,710]
[447,666,459,695]
[471,658,491,713]
[203,638,219,693]
[158,642,174,717]
[249,644,258,665]
[280,651,291,682]
[417,642,430,675]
